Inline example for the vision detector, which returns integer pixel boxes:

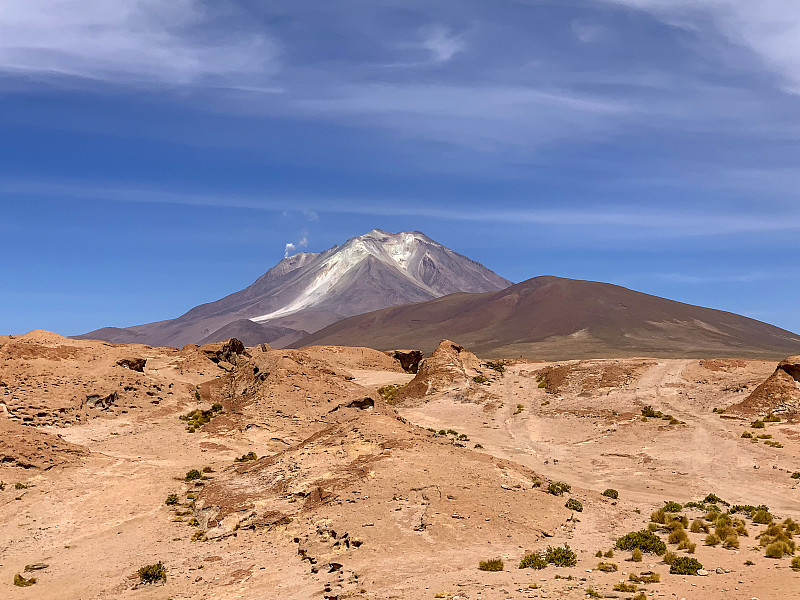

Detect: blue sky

[1,0,799,336]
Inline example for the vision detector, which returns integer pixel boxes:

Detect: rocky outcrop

[725,355,800,418]
[388,350,423,373]
[394,340,483,401]
[116,358,146,372]
[201,338,249,367]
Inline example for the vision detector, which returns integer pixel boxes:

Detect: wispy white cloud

[571,21,610,44]
[605,0,800,94]
[419,26,466,63]
[0,0,279,85]
[4,179,800,239]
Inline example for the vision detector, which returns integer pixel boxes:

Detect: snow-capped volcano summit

[78,230,511,348]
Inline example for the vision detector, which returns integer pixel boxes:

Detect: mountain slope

[292,276,800,359]
[77,230,511,348]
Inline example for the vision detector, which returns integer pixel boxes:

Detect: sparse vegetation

[585,588,602,598]
[544,544,577,567]
[602,488,618,499]
[741,431,753,438]
[791,472,800,479]
[631,548,643,562]
[791,556,800,571]
[185,469,203,481]
[565,498,583,512]
[663,500,682,512]
[478,558,504,571]
[514,403,524,415]
[596,561,617,572]
[474,443,483,449]
[13,573,36,587]
[548,481,571,496]
[472,375,488,384]
[485,360,506,373]
[629,572,659,583]
[669,556,703,575]
[613,582,637,592]
[616,530,667,555]
[377,384,405,404]
[519,552,548,570]
[15,482,28,490]
[234,451,258,462]
[137,562,167,584]
[764,414,781,422]
[180,404,223,432]
[165,494,179,505]
[751,420,765,429]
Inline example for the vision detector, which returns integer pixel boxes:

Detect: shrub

[602,488,619,499]
[678,540,696,553]
[478,558,504,571]
[137,562,166,584]
[474,443,483,449]
[791,472,800,479]
[663,551,677,565]
[669,556,703,575]
[548,481,571,496]
[751,420,765,429]
[377,384,405,404]
[472,376,488,384]
[544,544,577,567]
[486,360,506,373]
[690,519,706,534]
[765,542,792,558]
[514,404,524,414]
[791,556,800,571]
[586,589,602,598]
[165,494,179,506]
[191,530,207,542]
[180,406,222,432]
[595,550,603,557]
[642,405,657,417]
[650,509,666,524]
[616,530,667,555]
[663,500,682,512]
[741,431,752,438]
[597,562,618,572]
[13,574,36,587]
[631,548,643,562]
[752,509,773,524]
[604,549,614,558]
[234,451,258,462]
[633,593,647,600]
[185,469,202,481]
[668,529,689,545]
[629,572,660,584]
[613,582,637,592]
[764,414,781,422]
[705,534,720,546]
[565,498,583,512]
[519,552,548,570]
[15,482,28,490]
[722,535,740,549]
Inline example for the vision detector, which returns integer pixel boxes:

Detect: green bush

[669,556,703,575]
[165,494,179,506]
[741,431,753,438]
[663,500,682,512]
[519,552,548,570]
[764,414,781,422]
[185,469,202,481]
[565,498,583,512]
[791,472,800,479]
[705,534,720,546]
[544,544,577,567]
[548,481,571,496]
[472,376,488,384]
[629,572,659,583]
[751,420,765,429]
[641,405,657,418]
[596,562,617,572]
[613,582,637,592]
[631,548,643,562]
[478,558,504,571]
[377,384,405,404]
[137,562,167,584]
[616,530,667,555]
[485,360,506,373]
[791,556,800,571]
[234,451,258,463]
[602,488,619,499]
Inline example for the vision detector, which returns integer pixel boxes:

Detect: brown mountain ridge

[293,275,800,359]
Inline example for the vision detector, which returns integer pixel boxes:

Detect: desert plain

[1,332,799,600]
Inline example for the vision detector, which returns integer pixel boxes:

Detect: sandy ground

[1,334,799,599]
